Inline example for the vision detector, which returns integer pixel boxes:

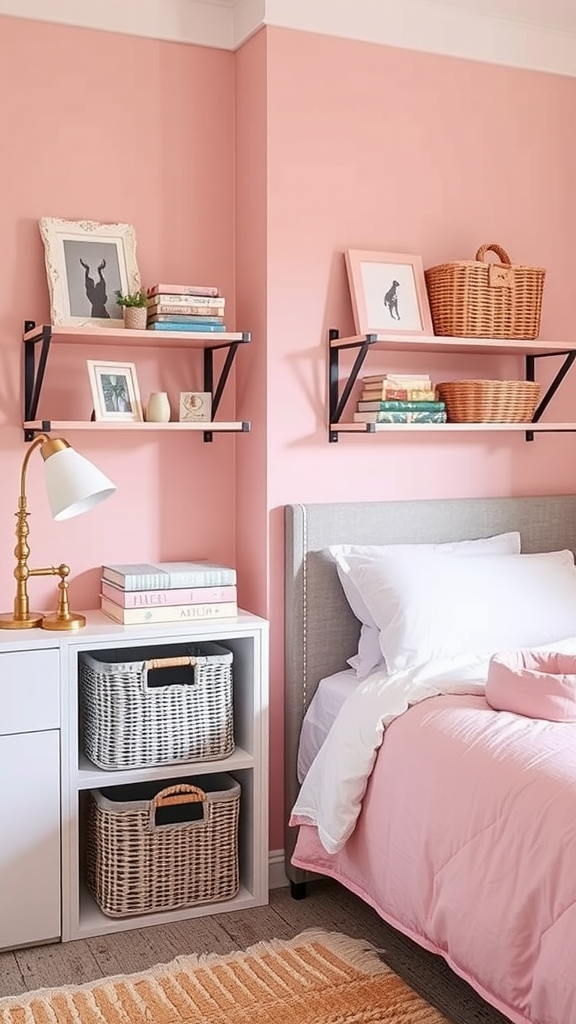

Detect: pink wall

[0,16,238,613]
[261,28,576,848]
[3,15,576,858]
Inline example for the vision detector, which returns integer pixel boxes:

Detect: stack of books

[100,561,238,625]
[354,373,447,424]
[146,284,227,334]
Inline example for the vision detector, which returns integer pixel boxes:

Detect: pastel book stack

[100,561,238,624]
[146,283,226,333]
[355,372,447,423]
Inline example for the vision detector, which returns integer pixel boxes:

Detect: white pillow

[340,549,576,674]
[330,532,521,679]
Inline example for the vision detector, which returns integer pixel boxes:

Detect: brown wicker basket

[86,775,240,917]
[425,243,545,339]
[436,380,541,423]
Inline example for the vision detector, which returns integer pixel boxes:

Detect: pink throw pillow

[486,650,576,722]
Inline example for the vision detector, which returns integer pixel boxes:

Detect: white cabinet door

[0,730,60,949]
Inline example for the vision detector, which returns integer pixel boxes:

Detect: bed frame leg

[290,880,308,900]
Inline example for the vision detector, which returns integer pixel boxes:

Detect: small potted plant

[115,289,148,330]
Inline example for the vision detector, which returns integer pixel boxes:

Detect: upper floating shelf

[23,324,250,350]
[330,333,576,357]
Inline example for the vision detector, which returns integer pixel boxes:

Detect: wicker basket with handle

[86,775,240,917]
[79,642,234,770]
[425,243,546,339]
[436,380,541,423]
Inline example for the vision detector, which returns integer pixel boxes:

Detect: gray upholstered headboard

[284,495,576,885]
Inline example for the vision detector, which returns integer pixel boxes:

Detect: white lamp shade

[44,447,116,521]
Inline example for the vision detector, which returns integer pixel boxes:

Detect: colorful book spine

[148,303,225,317]
[147,314,225,325]
[362,373,431,385]
[357,400,445,412]
[147,284,220,298]
[354,410,447,423]
[100,597,238,624]
[147,294,225,309]
[360,388,438,402]
[102,562,237,590]
[101,581,237,608]
[147,322,227,332]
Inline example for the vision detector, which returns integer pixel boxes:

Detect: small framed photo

[345,249,433,336]
[179,392,212,422]
[87,360,143,422]
[39,217,141,328]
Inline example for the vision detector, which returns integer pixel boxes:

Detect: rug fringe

[0,929,388,1009]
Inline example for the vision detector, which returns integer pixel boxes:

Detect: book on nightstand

[102,561,237,590]
[100,597,238,625]
[101,580,238,608]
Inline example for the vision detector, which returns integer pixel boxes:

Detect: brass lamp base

[0,611,44,629]
[42,610,86,631]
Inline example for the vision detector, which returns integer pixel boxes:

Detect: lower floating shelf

[331,421,576,436]
[23,420,250,433]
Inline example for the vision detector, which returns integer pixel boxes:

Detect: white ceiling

[424,0,576,32]
[1,0,576,75]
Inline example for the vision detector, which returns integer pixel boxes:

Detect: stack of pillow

[329,533,576,680]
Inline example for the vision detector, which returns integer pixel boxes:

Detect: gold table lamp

[0,433,116,631]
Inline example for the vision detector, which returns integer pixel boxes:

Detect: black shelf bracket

[23,321,53,441]
[22,324,252,443]
[328,329,378,442]
[202,332,251,442]
[524,349,576,441]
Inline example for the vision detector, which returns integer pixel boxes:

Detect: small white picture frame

[87,359,143,422]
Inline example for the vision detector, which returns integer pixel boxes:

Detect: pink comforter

[292,693,576,1024]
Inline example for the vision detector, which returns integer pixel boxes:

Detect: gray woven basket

[86,775,240,917]
[80,643,234,770]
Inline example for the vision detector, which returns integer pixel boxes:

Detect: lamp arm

[19,433,50,503]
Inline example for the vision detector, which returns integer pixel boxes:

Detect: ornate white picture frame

[39,218,141,328]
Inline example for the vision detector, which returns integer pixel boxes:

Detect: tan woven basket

[86,775,240,917]
[436,380,541,423]
[425,243,545,339]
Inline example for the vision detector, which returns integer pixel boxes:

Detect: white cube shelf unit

[0,610,269,949]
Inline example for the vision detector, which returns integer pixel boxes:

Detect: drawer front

[0,649,60,734]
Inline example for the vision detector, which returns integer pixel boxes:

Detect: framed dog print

[345,250,433,337]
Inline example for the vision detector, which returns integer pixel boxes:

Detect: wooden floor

[0,880,510,1023]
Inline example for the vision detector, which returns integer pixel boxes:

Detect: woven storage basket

[425,243,545,339]
[436,380,541,423]
[80,642,234,771]
[85,774,240,917]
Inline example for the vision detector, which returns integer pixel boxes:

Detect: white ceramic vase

[146,392,171,422]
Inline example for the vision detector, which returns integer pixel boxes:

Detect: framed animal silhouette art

[345,249,433,337]
[40,217,141,328]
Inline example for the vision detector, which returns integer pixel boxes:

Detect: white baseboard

[268,849,288,889]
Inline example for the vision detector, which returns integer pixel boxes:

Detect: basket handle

[145,656,196,671]
[475,243,511,265]
[152,784,206,809]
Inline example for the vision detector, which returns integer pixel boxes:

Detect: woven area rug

[0,928,449,1023]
